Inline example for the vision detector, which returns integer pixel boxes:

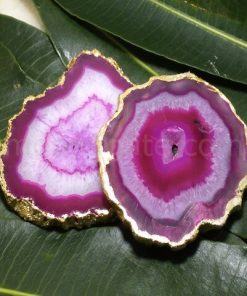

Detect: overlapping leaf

[1,199,247,296]
[55,0,247,85]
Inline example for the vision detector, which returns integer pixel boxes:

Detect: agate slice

[98,73,247,248]
[0,50,131,228]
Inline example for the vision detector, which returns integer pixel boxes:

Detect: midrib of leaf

[150,0,247,49]
[43,29,68,68]
[0,287,39,296]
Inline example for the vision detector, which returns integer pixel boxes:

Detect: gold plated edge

[0,49,129,229]
[97,72,247,249]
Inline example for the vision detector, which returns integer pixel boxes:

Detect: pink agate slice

[1,51,131,222]
[100,74,247,247]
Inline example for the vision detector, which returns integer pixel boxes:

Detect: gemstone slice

[98,73,247,248]
[0,50,132,228]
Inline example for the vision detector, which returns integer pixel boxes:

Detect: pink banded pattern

[1,51,131,223]
[100,75,247,246]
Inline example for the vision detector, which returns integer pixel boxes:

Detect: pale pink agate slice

[99,74,247,247]
[0,51,131,225]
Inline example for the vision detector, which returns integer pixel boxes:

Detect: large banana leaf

[0,199,247,296]
[0,193,247,296]
[0,1,247,295]
[55,0,247,86]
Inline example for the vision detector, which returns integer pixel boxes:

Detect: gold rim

[97,72,247,249]
[0,49,130,229]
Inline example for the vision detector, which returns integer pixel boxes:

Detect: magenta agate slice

[0,50,131,227]
[99,73,247,248]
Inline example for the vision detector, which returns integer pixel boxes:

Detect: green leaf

[55,0,247,85]
[0,43,34,138]
[33,0,156,84]
[0,15,64,86]
[226,199,247,240]
[1,200,247,296]
[0,14,65,138]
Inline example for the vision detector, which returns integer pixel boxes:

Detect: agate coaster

[98,73,247,248]
[0,50,131,228]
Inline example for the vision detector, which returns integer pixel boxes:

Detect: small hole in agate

[172,144,178,156]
